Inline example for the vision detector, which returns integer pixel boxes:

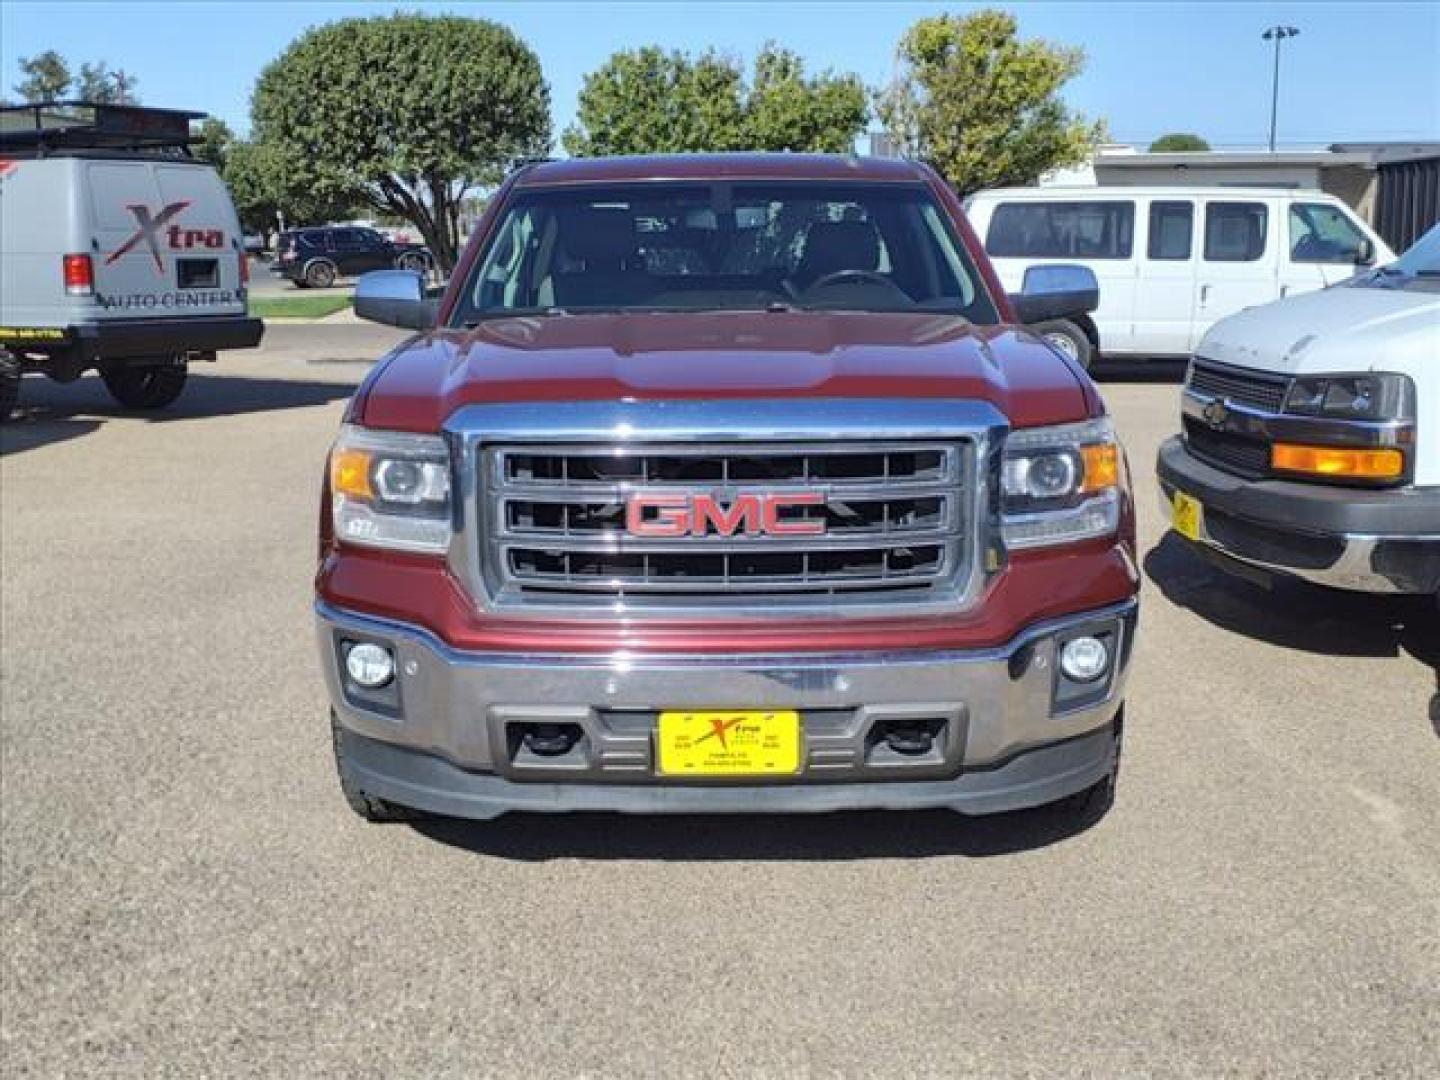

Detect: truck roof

[515,153,928,187]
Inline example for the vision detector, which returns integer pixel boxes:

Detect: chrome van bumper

[317,599,1136,819]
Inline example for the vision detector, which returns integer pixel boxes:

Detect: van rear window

[986,201,1134,260]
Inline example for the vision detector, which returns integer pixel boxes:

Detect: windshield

[1390,225,1440,276]
[452,181,999,325]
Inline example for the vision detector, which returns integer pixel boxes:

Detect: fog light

[345,642,395,688]
[1059,636,1109,683]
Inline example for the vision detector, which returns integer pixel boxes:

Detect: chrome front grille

[1188,359,1291,413]
[481,441,973,608]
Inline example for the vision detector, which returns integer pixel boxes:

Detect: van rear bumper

[69,315,264,363]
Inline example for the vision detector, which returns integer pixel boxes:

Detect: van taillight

[63,254,94,296]
[238,249,249,289]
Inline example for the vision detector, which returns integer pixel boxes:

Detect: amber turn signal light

[1079,442,1120,493]
[330,447,374,499]
[1270,443,1404,480]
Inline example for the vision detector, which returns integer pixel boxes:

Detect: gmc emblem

[625,492,826,538]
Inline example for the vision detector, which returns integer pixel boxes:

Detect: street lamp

[1262,25,1300,152]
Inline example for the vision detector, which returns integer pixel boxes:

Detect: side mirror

[354,270,438,330]
[1008,264,1100,325]
[1354,237,1377,267]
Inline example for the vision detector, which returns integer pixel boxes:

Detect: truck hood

[1198,281,1440,377]
[357,311,1096,432]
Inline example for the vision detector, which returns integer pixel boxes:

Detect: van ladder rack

[0,101,206,156]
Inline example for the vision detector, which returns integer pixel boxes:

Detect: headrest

[559,208,636,264]
[799,220,881,275]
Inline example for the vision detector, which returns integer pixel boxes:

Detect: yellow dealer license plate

[656,710,801,777]
[1172,491,1203,542]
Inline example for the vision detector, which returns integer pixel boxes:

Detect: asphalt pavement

[2,324,1436,1077]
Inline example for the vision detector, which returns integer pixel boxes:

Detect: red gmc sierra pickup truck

[317,154,1139,824]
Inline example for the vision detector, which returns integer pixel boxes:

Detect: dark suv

[273,226,431,288]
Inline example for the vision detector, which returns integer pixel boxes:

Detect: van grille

[480,442,973,609]
[1187,359,1291,413]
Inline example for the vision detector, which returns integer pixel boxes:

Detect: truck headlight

[1282,373,1413,421]
[1001,417,1121,549]
[329,424,452,554]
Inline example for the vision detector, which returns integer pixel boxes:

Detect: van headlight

[329,424,452,554]
[1001,417,1121,549]
[1282,372,1413,421]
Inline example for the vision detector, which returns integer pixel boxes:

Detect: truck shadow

[410,797,1111,862]
[1144,533,1439,722]
[0,370,357,456]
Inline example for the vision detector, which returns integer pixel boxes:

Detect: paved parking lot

[2,324,1436,1077]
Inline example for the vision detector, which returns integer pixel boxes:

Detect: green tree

[746,44,869,154]
[76,61,138,104]
[222,138,356,234]
[877,10,1102,195]
[563,43,868,156]
[1149,132,1210,152]
[14,50,72,101]
[192,118,234,170]
[251,14,550,270]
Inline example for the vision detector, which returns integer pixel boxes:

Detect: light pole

[1262,25,1300,152]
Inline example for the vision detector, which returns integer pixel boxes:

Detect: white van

[965,186,1395,366]
[0,103,262,417]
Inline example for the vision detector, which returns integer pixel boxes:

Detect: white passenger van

[965,186,1395,366]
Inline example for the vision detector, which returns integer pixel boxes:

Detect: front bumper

[1157,436,1440,594]
[318,599,1137,819]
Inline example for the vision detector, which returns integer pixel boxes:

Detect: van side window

[1288,203,1367,263]
[1147,201,1193,260]
[987,201,1134,259]
[1204,203,1267,262]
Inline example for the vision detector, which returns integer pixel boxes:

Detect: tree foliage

[1149,132,1210,152]
[563,43,867,156]
[877,10,1101,194]
[13,51,70,101]
[12,51,137,103]
[221,138,356,234]
[251,14,550,269]
[191,118,234,170]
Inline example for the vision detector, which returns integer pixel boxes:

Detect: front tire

[101,362,188,409]
[1058,710,1123,822]
[331,711,421,823]
[1032,319,1094,369]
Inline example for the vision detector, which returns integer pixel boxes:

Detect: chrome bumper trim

[318,598,1136,788]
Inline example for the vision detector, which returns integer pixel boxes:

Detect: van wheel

[305,260,337,288]
[331,711,422,823]
[1033,319,1093,369]
[102,363,188,409]
[0,354,19,421]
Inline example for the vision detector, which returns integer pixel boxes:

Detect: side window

[330,229,364,250]
[360,229,387,249]
[986,201,1134,259]
[1204,203,1268,262]
[1147,201,1194,260]
[1288,203,1367,263]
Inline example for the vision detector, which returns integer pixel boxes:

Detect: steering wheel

[805,269,894,292]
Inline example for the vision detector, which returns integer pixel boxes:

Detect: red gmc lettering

[625,493,826,538]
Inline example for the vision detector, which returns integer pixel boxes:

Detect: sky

[3,1,1437,150]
